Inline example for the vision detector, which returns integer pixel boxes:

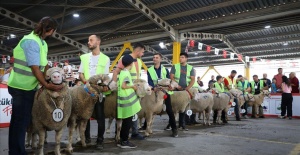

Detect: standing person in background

[289,72,299,93]
[78,34,110,149]
[1,66,13,85]
[7,17,62,155]
[197,76,204,87]
[223,70,241,121]
[112,43,145,140]
[170,52,196,130]
[208,75,216,90]
[63,60,73,87]
[250,75,268,118]
[279,76,293,120]
[271,78,277,94]
[236,75,251,119]
[262,73,271,88]
[213,75,227,123]
[274,68,283,90]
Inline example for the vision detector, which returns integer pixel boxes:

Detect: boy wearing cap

[117,54,141,148]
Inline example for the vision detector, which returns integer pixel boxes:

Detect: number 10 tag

[52,108,64,122]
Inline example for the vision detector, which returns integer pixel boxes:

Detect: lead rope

[50,97,65,110]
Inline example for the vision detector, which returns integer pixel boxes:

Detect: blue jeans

[8,86,36,155]
[131,119,139,135]
[234,98,240,119]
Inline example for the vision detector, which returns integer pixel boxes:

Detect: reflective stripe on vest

[224,76,236,92]
[214,82,225,93]
[80,52,109,80]
[8,31,47,90]
[174,63,194,86]
[250,80,264,94]
[117,70,141,119]
[130,58,142,81]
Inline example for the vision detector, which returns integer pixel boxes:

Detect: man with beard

[7,16,63,155]
[78,34,110,149]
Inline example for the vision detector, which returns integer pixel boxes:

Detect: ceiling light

[10,34,16,38]
[159,42,166,49]
[73,13,79,17]
[264,25,271,29]
[283,42,288,46]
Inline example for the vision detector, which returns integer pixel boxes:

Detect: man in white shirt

[77,35,110,150]
[63,60,73,87]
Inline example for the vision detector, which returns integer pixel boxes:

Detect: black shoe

[95,141,103,150]
[222,119,228,123]
[236,118,241,121]
[117,140,137,149]
[131,133,145,140]
[289,117,292,120]
[138,126,146,130]
[171,129,178,138]
[213,120,216,124]
[164,124,171,130]
[259,115,265,118]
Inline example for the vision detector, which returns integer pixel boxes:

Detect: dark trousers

[120,116,133,141]
[8,86,36,155]
[213,110,226,121]
[179,112,186,128]
[234,98,240,119]
[85,98,106,143]
[281,93,293,117]
[242,101,248,116]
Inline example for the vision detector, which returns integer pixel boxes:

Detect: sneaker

[164,124,171,131]
[259,115,265,118]
[251,115,256,118]
[118,141,137,149]
[178,126,189,131]
[242,115,249,119]
[278,115,286,119]
[222,119,228,123]
[289,117,292,120]
[95,142,103,150]
[236,118,241,121]
[131,134,145,140]
[138,127,146,132]
[171,129,178,138]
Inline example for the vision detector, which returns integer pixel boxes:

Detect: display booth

[0,84,12,128]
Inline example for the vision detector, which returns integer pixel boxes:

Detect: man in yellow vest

[170,52,196,130]
[223,70,241,121]
[145,53,178,137]
[250,75,268,118]
[237,75,251,119]
[7,17,62,155]
[113,43,145,140]
[78,35,110,149]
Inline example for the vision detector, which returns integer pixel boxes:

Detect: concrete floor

[1,115,300,155]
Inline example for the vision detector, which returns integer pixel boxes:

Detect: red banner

[223,50,227,58]
[238,54,242,61]
[206,46,211,52]
[189,40,195,47]
[253,57,256,63]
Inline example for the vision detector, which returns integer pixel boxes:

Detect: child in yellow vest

[117,54,141,148]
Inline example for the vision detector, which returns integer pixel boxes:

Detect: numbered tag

[241,109,246,113]
[227,111,232,116]
[163,104,166,111]
[52,108,64,122]
[232,102,236,106]
[186,110,192,116]
[132,114,138,121]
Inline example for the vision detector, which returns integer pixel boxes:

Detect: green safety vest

[237,80,249,94]
[119,56,142,81]
[224,76,237,92]
[117,70,141,119]
[8,31,48,90]
[80,52,109,80]
[174,64,197,87]
[250,80,264,95]
[148,65,173,94]
[214,82,225,93]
